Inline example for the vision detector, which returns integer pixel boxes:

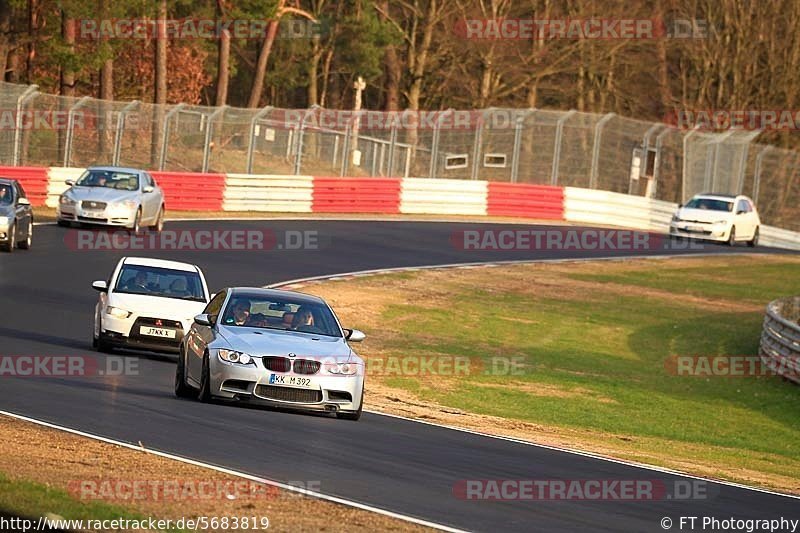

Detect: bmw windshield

[220,294,343,338]
[114,265,205,302]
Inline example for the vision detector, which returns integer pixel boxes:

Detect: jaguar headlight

[59,195,76,206]
[218,349,253,365]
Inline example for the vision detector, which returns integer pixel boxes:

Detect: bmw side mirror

[194,313,212,326]
[17,197,30,206]
[345,329,366,342]
[92,280,108,292]
[143,186,154,193]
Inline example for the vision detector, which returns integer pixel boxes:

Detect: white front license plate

[83,210,104,218]
[268,374,314,388]
[140,326,176,338]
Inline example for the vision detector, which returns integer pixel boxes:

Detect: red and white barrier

[223,174,313,213]
[2,164,798,250]
[314,177,401,214]
[401,178,488,215]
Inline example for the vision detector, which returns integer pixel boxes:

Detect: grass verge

[0,416,428,532]
[304,254,800,493]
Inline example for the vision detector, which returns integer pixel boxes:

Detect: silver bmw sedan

[176,287,367,421]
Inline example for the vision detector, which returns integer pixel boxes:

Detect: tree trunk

[58,12,75,161]
[26,0,37,83]
[307,35,321,106]
[215,28,230,106]
[378,0,400,111]
[247,20,279,108]
[98,0,113,160]
[150,0,168,167]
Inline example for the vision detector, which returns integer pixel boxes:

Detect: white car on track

[669,193,760,246]
[92,257,210,353]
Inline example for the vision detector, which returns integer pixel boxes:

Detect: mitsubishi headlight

[217,349,253,365]
[671,214,680,223]
[105,306,131,319]
[714,219,729,225]
[325,362,359,375]
[59,195,76,206]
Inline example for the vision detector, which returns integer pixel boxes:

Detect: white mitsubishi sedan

[92,257,210,353]
[669,193,760,246]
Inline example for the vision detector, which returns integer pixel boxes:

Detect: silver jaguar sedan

[176,287,366,421]
[56,166,165,232]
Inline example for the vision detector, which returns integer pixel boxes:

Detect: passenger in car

[168,278,191,298]
[291,307,314,329]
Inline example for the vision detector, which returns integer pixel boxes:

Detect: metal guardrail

[759,296,800,384]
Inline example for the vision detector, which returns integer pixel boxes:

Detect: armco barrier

[761,226,800,251]
[564,187,676,232]
[313,177,401,214]
[401,178,488,215]
[150,171,225,211]
[0,166,49,206]
[224,174,313,213]
[759,296,800,384]
[488,183,564,219]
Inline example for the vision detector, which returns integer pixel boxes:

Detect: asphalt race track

[0,220,797,532]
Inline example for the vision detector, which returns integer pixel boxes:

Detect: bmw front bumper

[209,355,364,415]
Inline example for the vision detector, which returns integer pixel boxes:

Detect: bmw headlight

[217,349,253,365]
[325,362,359,375]
[59,195,76,206]
[105,306,131,319]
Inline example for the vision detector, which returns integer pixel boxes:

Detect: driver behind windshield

[230,299,251,326]
[0,185,12,205]
[123,271,149,293]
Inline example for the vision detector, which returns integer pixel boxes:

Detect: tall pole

[350,76,366,168]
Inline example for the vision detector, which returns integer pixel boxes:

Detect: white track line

[266,254,800,502]
[0,410,467,533]
[22,221,794,504]
[263,252,751,289]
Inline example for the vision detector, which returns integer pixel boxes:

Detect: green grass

[372,259,800,461]
[0,473,184,532]
[567,261,800,303]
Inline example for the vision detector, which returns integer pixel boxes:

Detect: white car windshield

[220,294,342,337]
[115,265,205,302]
[684,198,733,212]
[76,170,139,191]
